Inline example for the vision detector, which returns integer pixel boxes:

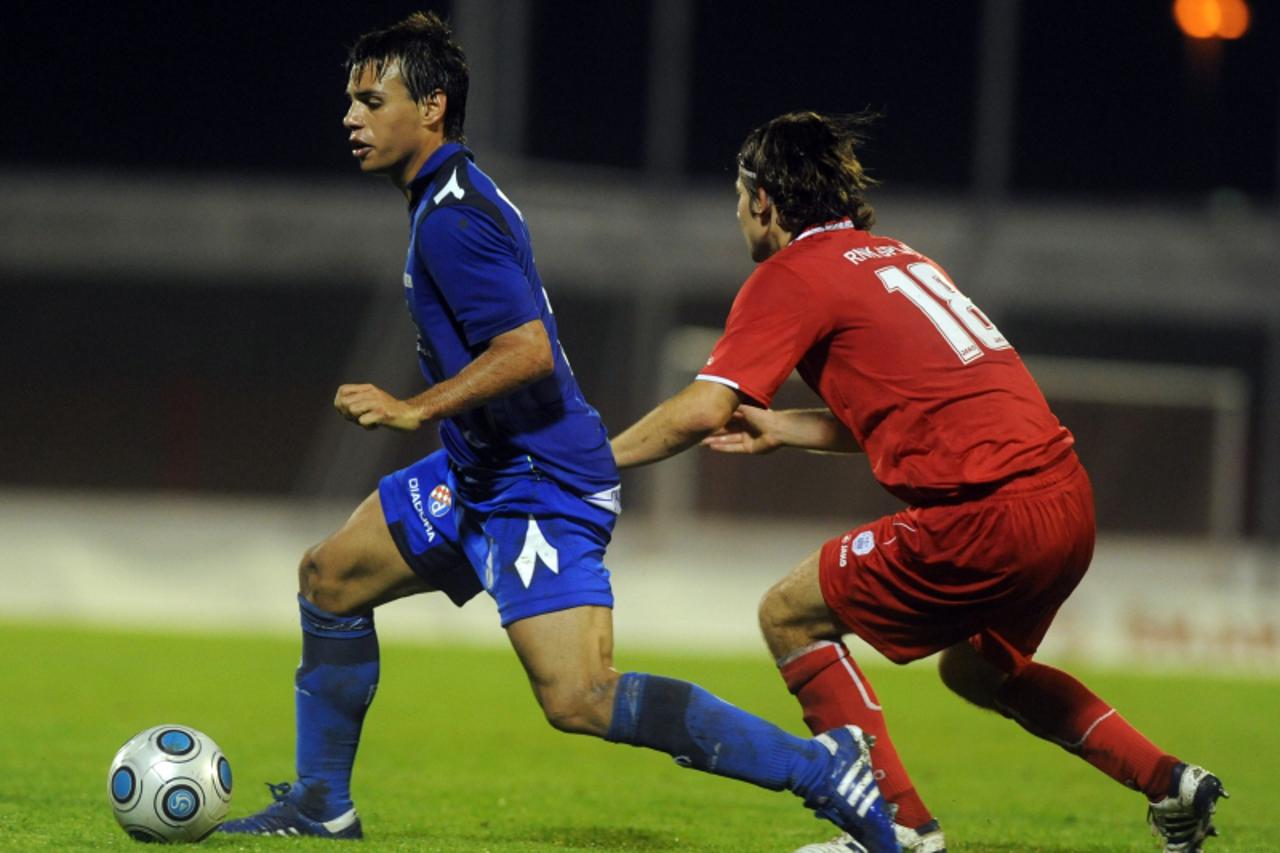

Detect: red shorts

[819,454,1095,672]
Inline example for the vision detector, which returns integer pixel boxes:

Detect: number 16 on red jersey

[876,262,1010,364]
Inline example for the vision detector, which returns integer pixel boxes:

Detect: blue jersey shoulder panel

[418,150,514,239]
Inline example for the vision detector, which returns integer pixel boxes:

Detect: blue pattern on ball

[111,768,134,802]
[164,786,198,820]
[217,757,232,793]
[158,730,194,755]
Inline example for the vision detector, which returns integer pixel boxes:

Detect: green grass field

[0,622,1272,852]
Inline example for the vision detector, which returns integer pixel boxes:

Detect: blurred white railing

[1,489,1276,673]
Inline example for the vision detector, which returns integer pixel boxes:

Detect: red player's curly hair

[737,111,879,232]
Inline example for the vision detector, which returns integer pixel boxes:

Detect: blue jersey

[402,143,619,505]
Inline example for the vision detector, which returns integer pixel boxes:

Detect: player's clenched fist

[334,383,424,431]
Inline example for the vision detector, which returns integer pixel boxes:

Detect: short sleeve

[696,263,826,407]
[417,206,540,347]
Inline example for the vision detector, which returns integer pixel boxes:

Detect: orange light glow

[1174,0,1251,40]
[1217,0,1250,38]
[1175,0,1220,38]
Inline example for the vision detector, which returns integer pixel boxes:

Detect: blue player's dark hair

[737,111,879,232]
[347,11,469,142]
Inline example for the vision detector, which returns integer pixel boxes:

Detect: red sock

[995,661,1179,800]
[780,641,933,829]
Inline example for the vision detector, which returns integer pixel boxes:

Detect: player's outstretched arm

[612,380,740,469]
[703,407,862,455]
[334,318,554,430]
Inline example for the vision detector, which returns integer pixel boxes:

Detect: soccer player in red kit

[610,111,1227,853]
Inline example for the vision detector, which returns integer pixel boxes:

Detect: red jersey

[699,221,1074,505]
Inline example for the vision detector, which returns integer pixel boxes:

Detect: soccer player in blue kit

[219,12,898,851]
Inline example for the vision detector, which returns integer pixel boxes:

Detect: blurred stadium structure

[1,1,1277,670]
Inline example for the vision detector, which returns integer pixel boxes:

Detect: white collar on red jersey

[793,219,856,244]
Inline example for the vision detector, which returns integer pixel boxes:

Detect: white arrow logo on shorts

[514,517,559,588]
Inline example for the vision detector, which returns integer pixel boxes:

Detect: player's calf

[781,640,936,830]
[600,673,895,848]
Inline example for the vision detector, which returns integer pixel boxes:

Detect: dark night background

[2,1,1276,537]
[4,1,1275,196]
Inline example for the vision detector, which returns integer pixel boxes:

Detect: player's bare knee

[297,545,321,597]
[300,544,360,615]
[758,582,812,656]
[302,582,348,615]
[757,581,790,640]
[535,677,615,736]
[539,701,586,734]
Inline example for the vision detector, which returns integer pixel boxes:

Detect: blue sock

[294,595,379,820]
[605,672,830,799]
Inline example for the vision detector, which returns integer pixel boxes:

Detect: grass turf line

[0,622,1271,851]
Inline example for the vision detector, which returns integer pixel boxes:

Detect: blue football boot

[803,726,899,853]
[218,781,363,840]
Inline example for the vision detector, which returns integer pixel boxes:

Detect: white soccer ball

[107,724,232,843]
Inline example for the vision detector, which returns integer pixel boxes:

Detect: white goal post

[654,327,1250,538]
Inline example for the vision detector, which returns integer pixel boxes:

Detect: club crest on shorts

[852,530,875,556]
[428,484,453,518]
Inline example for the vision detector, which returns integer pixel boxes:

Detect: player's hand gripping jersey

[402,143,618,505]
[698,220,1074,505]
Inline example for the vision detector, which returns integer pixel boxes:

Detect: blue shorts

[378,450,618,626]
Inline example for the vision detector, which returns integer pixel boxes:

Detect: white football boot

[1147,763,1228,852]
[791,836,867,853]
[793,819,946,853]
